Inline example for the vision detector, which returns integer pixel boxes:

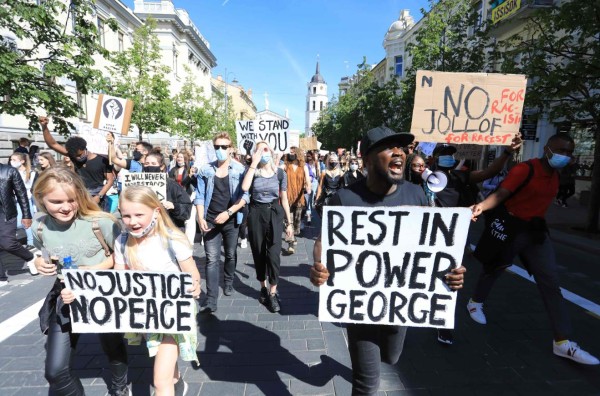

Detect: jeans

[45,312,128,395]
[472,230,572,340]
[347,324,408,395]
[0,214,34,281]
[16,203,34,246]
[203,219,239,308]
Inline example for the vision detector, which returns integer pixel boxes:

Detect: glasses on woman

[411,163,425,169]
[214,145,230,150]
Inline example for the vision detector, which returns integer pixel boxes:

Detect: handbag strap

[504,161,535,202]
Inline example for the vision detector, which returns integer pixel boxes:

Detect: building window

[320,101,323,111]
[97,18,105,48]
[173,47,178,76]
[118,32,124,52]
[395,56,403,77]
[312,101,315,111]
[306,101,309,111]
[313,87,316,94]
[474,1,483,30]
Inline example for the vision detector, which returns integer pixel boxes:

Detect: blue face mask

[437,155,456,168]
[547,149,570,169]
[260,154,272,164]
[215,148,228,161]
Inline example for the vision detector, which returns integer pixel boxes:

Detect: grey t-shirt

[250,169,287,203]
[33,215,121,266]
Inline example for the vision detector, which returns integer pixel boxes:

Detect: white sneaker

[0,280,8,287]
[27,257,39,275]
[240,239,248,249]
[553,340,599,365]
[467,299,487,324]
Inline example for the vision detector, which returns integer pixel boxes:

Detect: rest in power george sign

[410,71,527,145]
[319,206,471,328]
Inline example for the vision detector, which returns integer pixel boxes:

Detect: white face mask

[128,214,158,239]
[350,164,358,172]
[10,161,22,168]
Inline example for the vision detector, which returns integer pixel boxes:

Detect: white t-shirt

[114,233,192,272]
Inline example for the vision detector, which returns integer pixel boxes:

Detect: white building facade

[305,62,328,137]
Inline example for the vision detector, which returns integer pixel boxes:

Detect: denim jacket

[194,160,249,224]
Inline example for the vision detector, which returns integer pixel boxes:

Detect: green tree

[210,86,236,144]
[495,0,600,232]
[0,0,113,135]
[398,0,493,131]
[108,17,172,140]
[171,66,215,143]
[312,60,403,150]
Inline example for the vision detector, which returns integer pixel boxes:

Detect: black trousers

[0,214,34,281]
[247,201,284,286]
[45,312,128,395]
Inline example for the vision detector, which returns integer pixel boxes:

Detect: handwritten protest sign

[416,142,437,157]
[455,144,483,161]
[122,173,167,201]
[64,269,195,334]
[236,119,290,155]
[319,206,471,328]
[410,71,527,145]
[300,136,318,151]
[93,94,134,136]
[78,122,118,156]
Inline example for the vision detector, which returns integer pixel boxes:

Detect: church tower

[305,61,328,137]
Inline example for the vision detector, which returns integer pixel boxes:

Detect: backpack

[36,216,112,257]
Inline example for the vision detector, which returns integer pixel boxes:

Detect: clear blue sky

[124,0,431,131]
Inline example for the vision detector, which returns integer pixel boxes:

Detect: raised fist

[243,139,254,156]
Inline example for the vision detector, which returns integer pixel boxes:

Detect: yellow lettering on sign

[492,0,521,24]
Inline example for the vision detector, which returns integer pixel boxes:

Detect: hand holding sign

[61,288,76,304]
[310,262,330,286]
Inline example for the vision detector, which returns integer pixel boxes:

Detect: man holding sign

[310,127,466,395]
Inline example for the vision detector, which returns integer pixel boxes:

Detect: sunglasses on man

[214,145,230,150]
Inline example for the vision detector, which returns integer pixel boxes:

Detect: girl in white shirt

[115,185,201,396]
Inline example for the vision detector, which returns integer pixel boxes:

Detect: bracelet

[249,166,256,170]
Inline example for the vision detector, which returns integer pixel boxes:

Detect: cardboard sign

[300,136,318,151]
[411,71,527,145]
[64,269,195,334]
[122,173,167,201]
[319,206,471,328]
[455,144,483,160]
[236,120,290,155]
[78,122,119,156]
[93,94,134,136]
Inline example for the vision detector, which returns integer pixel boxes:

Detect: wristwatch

[226,209,233,217]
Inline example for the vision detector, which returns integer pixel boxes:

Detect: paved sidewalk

[0,215,599,395]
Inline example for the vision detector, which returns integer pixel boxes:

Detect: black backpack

[450,170,481,207]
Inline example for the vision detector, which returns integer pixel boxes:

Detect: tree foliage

[398,0,494,131]
[0,0,113,135]
[107,17,172,140]
[312,60,403,150]
[494,0,600,232]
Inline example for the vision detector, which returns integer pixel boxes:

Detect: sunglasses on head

[214,145,230,150]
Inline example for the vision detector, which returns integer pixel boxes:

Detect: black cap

[360,126,414,156]
[432,143,457,157]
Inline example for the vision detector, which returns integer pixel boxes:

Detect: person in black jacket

[168,151,197,196]
[0,162,34,285]
[143,152,192,231]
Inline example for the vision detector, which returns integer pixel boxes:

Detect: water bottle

[63,256,72,271]
[70,258,78,270]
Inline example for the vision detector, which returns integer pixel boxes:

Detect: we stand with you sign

[319,206,471,328]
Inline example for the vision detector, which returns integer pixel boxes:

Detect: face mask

[287,154,297,162]
[260,154,271,164]
[547,149,570,169]
[176,161,185,167]
[128,213,158,239]
[216,148,228,161]
[329,162,338,169]
[132,151,143,161]
[74,153,87,164]
[245,158,252,165]
[10,161,21,168]
[350,164,358,172]
[143,166,162,173]
[437,155,456,168]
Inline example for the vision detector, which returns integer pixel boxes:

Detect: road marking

[0,298,45,344]
[507,265,600,317]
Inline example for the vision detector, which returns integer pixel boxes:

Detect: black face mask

[132,151,143,161]
[143,166,162,173]
[287,154,297,162]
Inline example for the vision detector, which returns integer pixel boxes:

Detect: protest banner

[236,119,290,155]
[93,94,134,136]
[455,144,483,161]
[417,142,437,157]
[78,122,118,156]
[319,206,471,328]
[63,269,195,334]
[122,172,167,201]
[410,71,527,146]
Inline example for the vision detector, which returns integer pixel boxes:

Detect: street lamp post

[223,68,237,127]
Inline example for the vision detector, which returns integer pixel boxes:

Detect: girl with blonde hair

[115,185,200,396]
[32,167,129,396]
[242,141,293,313]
